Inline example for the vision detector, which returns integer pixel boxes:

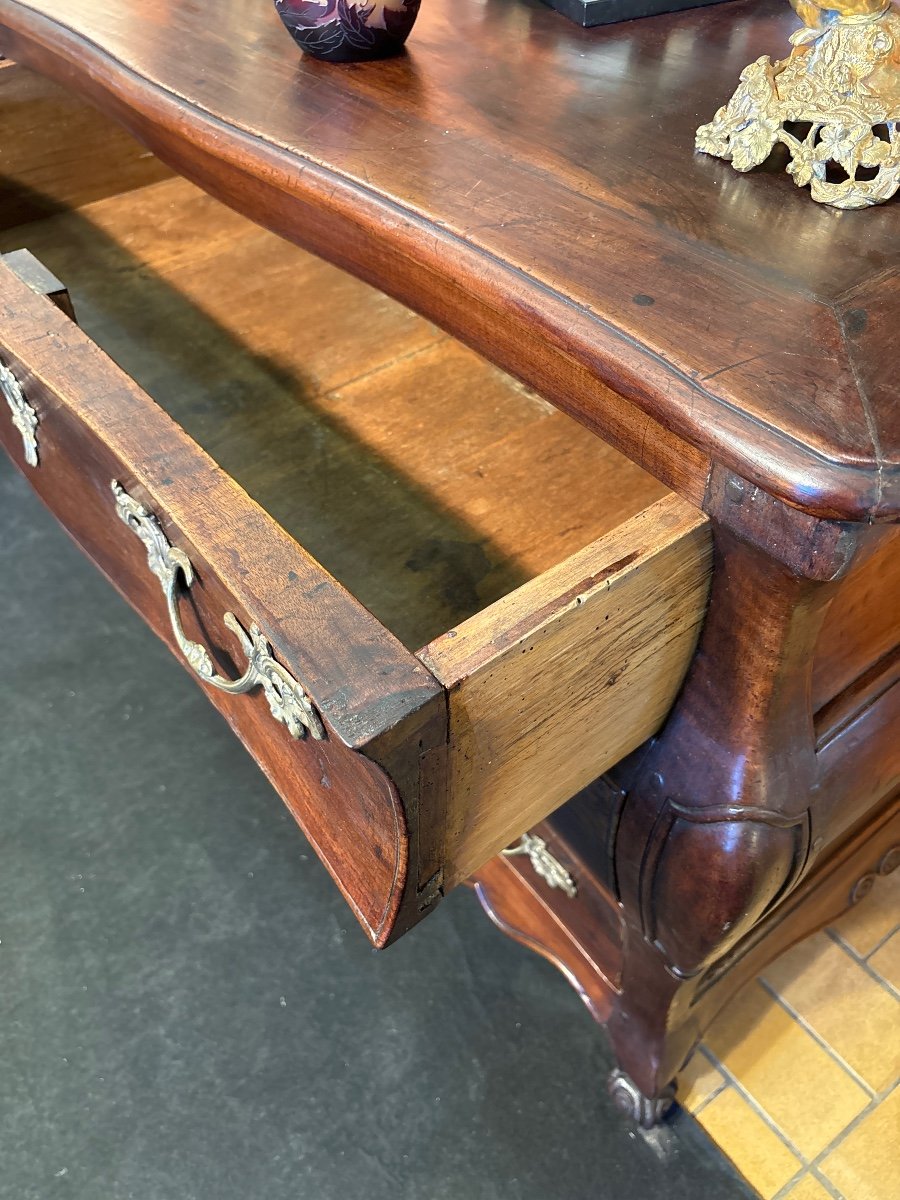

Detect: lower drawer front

[812,526,900,714]
[0,254,712,945]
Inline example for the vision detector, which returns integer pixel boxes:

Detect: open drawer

[0,175,712,946]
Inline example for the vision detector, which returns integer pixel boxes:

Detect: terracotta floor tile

[762,931,900,1092]
[677,1051,727,1113]
[696,1087,802,1200]
[830,871,900,957]
[869,930,900,994]
[782,1174,835,1200]
[819,1086,900,1200]
[704,981,870,1158]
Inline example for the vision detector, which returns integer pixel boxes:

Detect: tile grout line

[825,927,900,1000]
[859,921,900,960]
[770,1166,814,1200]
[748,1087,895,1200]
[696,1045,811,1168]
[805,1081,900,1181]
[810,1165,850,1200]
[863,922,900,962]
[698,1053,900,1193]
[685,1074,730,1118]
[756,978,877,1099]
[696,931,898,1199]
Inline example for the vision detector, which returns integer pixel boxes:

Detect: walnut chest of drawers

[0,0,897,1124]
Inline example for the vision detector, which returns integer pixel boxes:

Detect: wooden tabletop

[1,0,897,522]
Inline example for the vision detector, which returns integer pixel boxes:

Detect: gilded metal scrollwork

[502,833,577,898]
[696,1,900,208]
[1,360,39,466]
[111,481,325,741]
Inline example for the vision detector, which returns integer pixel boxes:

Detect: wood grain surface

[0,179,714,942]
[2,0,897,1097]
[1,174,671,648]
[1,0,897,520]
[811,526,900,714]
[0,61,171,226]
[0,259,444,945]
[474,779,900,1080]
[422,496,711,886]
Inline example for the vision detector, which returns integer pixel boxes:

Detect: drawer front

[0,255,714,947]
[0,257,445,946]
[812,525,900,714]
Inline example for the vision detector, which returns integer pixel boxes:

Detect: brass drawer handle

[502,834,577,898]
[1,360,39,466]
[112,481,325,741]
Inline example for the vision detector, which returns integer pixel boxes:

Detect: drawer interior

[1,67,712,940]
[1,173,672,651]
[0,60,172,225]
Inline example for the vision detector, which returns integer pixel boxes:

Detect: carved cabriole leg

[605,468,863,1114]
[471,467,891,1124]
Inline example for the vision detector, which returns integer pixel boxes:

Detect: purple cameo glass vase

[275,0,421,63]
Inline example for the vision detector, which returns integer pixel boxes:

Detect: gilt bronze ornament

[696,1,900,208]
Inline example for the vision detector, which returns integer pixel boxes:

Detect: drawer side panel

[421,496,712,886]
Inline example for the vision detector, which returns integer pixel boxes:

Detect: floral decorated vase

[274,0,421,63]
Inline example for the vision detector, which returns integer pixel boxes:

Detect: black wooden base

[541,0,730,29]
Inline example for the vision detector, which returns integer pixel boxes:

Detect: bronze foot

[607,1069,676,1129]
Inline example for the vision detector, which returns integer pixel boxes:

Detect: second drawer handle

[112,481,325,741]
[502,834,577,898]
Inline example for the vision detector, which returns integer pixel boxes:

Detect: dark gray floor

[0,455,753,1200]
